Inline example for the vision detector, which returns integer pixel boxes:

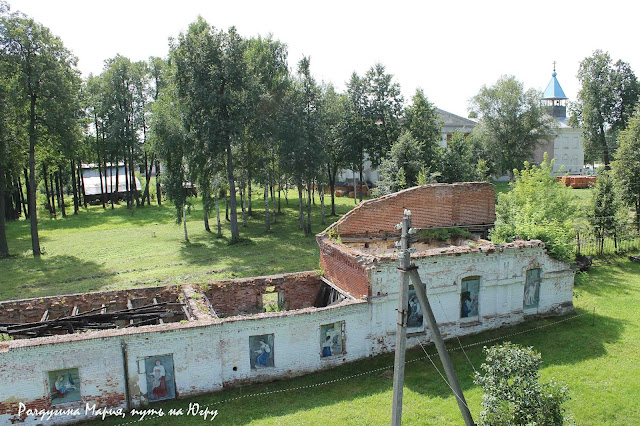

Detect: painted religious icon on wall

[250,334,274,369]
[524,268,541,309]
[144,354,176,402]
[48,368,81,405]
[407,286,424,329]
[460,277,480,318]
[320,321,344,357]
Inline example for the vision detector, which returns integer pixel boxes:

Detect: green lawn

[89,256,639,425]
[0,190,361,301]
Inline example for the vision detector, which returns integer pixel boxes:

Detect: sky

[7,0,640,116]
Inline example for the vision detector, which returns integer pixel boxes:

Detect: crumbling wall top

[319,182,495,238]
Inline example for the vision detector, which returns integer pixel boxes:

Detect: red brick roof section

[321,182,495,237]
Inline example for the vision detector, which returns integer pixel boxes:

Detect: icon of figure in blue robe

[322,335,332,357]
[255,339,271,367]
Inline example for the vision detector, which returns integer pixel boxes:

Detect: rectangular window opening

[524,268,541,310]
[460,276,480,319]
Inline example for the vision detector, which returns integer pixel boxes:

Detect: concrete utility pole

[391,211,475,426]
[391,212,411,426]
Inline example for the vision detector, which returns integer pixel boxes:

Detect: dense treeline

[2,3,640,258]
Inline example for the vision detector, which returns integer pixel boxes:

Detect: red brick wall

[0,286,183,324]
[201,272,322,317]
[330,182,495,236]
[317,237,370,299]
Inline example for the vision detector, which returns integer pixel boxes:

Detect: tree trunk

[359,167,364,203]
[78,161,86,208]
[320,184,325,225]
[241,186,247,227]
[306,182,312,236]
[131,146,140,207]
[54,170,61,214]
[328,164,336,216]
[225,194,229,221]
[298,184,304,230]
[353,170,357,205]
[155,160,162,205]
[600,125,610,170]
[182,203,189,242]
[70,160,79,215]
[142,153,154,206]
[18,175,27,218]
[49,172,57,218]
[214,177,222,237]
[264,184,270,232]
[0,164,9,258]
[13,177,21,219]
[28,94,41,256]
[203,186,211,232]
[23,169,30,219]
[58,169,66,218]
[43,164,52,214]
[226,139,239,241]
[248,171,252,216]
[109,160,115,209]
[124,156,130,208]
[271,184,276,224]
[97,156,106,209]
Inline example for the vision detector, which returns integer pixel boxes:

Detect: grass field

[89,256,640,425]
[0,182,594,301]
[0,189,365,301]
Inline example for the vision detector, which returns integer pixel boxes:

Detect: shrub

[491,154,577,262]
[474,342,571,426]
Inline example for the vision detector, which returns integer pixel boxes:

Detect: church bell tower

[541,62,568,119]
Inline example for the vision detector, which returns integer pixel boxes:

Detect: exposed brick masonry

[200,272,322,318]
[317,238,371,299]
[0,286,184,325]
[328,182,495,236]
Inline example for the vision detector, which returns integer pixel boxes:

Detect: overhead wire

[112,310,589,426]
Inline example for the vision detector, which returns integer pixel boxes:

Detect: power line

[113,310,589,426]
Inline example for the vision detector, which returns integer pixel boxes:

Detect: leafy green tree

[172,18,249,241]
[492,154,576,262]
[148,56,167,205]
[470,75,554,178]
[278,57,323,235]
[364,63,404,169]
[613,108,640,229]
[588,171,624,254]
[0,37,22,257]
[101,55,145,208]
[571,50,639,168]
[474,342,571,426]
[319,84,348,216]
[245,34,289,230]
[374,131,422,196]
[345,64,404,203]
[149,80,188,240]
[404,88,442,169]
[439,132,484,183]
[1,7,81,256]
[343,72,369,204]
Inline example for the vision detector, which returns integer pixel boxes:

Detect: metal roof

[542,71,568,100]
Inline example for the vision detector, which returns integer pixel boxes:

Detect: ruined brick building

[0,182,574,424]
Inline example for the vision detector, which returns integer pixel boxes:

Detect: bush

[491,154,577,262]
[474,342,571,426]
[417,227,471,242]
